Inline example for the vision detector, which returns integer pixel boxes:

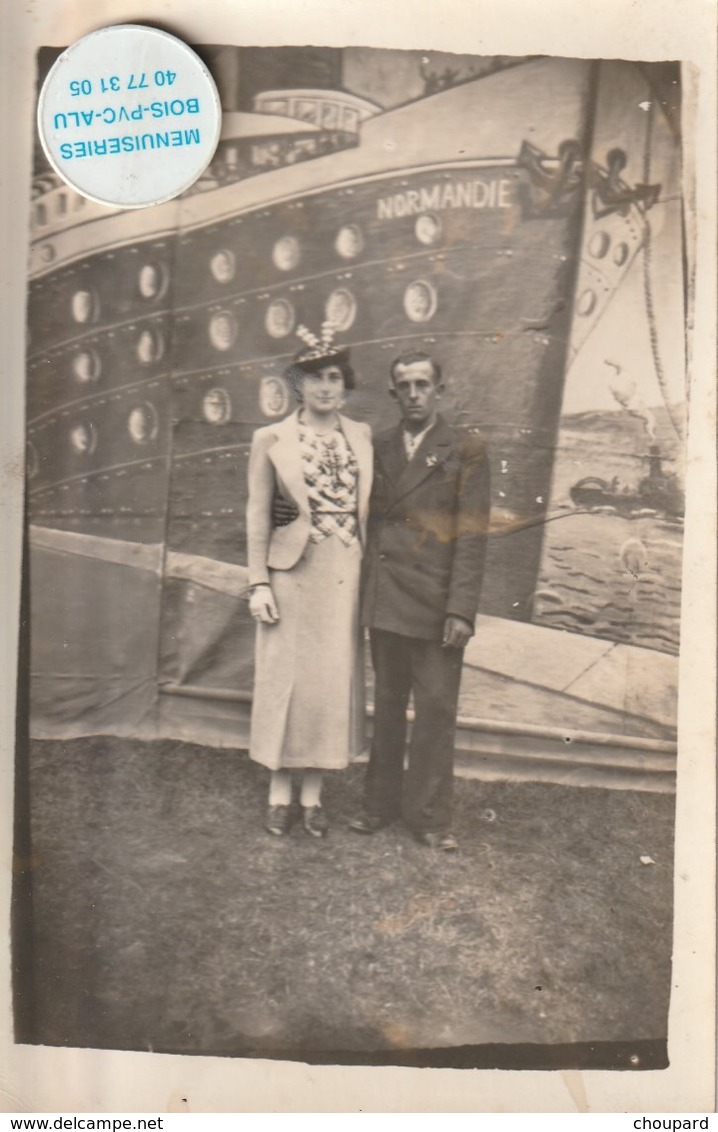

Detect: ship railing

[30,181,117,238]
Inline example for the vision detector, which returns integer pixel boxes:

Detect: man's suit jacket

[246,410,373,587]
[361,415,491,640]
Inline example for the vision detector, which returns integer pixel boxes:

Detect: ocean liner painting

[26,48,684,781]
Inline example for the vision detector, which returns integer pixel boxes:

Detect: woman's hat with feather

[284,321,355,390]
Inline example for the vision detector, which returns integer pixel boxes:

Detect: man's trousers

[364,628,464,833]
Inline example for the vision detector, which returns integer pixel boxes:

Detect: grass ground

[19,737,675,1064]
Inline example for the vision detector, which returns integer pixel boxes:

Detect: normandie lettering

[377,179,512,219]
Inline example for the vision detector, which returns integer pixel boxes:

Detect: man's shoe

[414,831,458,852]
[265,804,293,836]
[349,812,390,835]
[302,805,329,839]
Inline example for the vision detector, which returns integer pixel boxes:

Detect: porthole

[577,289,597,317]
[210,249,236,283]
[325,288,357,332]
[613,242,629,267]
[415,213,442,246]
[202,387,232,424]
[209,311,237,351]
[259,375,290,418]
[71,289,98,324]
[272,235,301,271]
[403,279,437,323]
[70,422,98,456]
[334,224,364,260]
[39,244,56,264]
[136,328,165,364]
[588,230,610,259]
[138,263,168,300]
[127,402,159,444]
[72,348,101,384]
[265,298,295,339]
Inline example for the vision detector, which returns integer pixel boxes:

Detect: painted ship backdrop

[25,49,686,791]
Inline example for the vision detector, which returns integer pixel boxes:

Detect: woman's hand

[249,584,280,624]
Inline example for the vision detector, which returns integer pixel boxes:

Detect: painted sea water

[532,407,683,656]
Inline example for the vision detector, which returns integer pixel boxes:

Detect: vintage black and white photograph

[9,18,707,1092]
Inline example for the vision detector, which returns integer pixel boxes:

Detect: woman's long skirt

[249,535,365,770]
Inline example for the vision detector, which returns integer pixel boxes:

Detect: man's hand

[442,615,473,648]
[249,584,280,624]
[273,493,299,528]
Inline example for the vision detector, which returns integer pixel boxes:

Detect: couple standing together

[246,328,491,851]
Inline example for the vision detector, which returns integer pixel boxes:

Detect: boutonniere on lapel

[425,453,439,468]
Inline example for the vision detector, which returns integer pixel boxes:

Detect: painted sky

[561,62,685,415]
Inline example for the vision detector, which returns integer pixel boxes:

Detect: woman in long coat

[246,332,372,837]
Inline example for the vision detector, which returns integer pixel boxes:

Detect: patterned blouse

[298,416,359,545]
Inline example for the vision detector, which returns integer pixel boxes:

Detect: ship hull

[26,56,603,735]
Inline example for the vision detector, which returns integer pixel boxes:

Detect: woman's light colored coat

[246,408,374,770]
[246,410,373,586]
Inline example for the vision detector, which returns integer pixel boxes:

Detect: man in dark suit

[350,350,491,851]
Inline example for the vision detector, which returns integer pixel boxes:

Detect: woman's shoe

[302,805,330,838]
[265,804,293,836]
